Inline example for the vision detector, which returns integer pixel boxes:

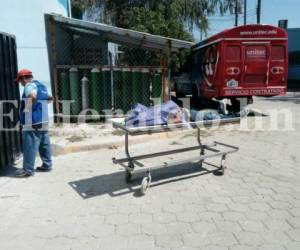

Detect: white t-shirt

[24,81,37,97]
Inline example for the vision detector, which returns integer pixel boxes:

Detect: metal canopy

[47,14,195,52]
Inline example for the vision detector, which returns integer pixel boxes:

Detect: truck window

[226,46,240,61]
[271,45,285,60]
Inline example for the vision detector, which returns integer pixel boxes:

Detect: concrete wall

[0,0,69,91]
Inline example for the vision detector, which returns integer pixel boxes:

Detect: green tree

[72,0,243,70]
[72,0,243,37]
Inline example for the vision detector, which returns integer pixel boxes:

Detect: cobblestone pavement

[0,98,300,250]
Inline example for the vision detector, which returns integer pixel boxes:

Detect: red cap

[15,69,33,82]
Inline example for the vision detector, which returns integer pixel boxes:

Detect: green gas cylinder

[113,68,123,110]
[141,68,150,106]
[152,70,163,104]
[102,67,112,110]
[59,71,70,115]
[69,67,81,115]
[132,68,142,105]
[122,68,132,112]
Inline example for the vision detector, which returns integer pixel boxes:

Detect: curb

[51,130,189,156]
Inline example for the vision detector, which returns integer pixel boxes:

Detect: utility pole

[235,0,238,26]
[244,0,247,25]
[257,0,261,24]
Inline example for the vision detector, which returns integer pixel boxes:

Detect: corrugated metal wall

[0,32,21,171]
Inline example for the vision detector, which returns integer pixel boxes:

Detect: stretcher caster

[213,167,224,176]
[128,162,134,169]
[140,170,151,195]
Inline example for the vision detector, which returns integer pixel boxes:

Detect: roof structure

[46,13,195,53]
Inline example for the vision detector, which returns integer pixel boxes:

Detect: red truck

[175,24,288,110]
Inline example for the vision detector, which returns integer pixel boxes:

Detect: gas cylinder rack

[44,13,194,122]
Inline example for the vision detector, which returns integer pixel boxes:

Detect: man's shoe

[36,166,52,172]
[15,170,33,178]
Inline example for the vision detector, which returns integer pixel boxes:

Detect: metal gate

[0,32,21,172]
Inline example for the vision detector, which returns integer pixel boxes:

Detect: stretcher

[112,118,239,194]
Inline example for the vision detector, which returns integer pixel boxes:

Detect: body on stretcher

[112,113,240,194]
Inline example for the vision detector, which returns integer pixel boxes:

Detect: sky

[194,0,300,42]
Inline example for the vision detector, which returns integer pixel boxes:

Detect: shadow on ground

[0,166,19,178]
[69,161,222,198]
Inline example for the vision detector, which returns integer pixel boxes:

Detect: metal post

[257,0,261,24]
[109,52,115,109]
[125,131,130,159]
[235,0,238,27]
[244,0,247,25]
[68,0,72,17]
[49,18,60,119]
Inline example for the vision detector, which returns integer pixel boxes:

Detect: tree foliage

[72,0,242,40]
[72,0,243,70]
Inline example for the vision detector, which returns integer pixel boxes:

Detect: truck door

[242,43,269,87]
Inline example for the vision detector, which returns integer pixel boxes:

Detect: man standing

[15,69,53,177]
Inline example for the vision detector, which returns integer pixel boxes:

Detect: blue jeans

[22,129,52,175]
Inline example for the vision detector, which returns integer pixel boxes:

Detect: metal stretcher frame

[112,118,239,194]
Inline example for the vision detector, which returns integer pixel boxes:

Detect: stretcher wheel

[213,167,224,176]
[125,171,132,183]
[128,162,134,169]
[140,177,150,195]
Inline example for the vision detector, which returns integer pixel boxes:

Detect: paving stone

[287,217,300,228]
[182,232,211,247]
[126,235,155,250]
[1,101,300,250]
[171,247,199,250]
[226,203,249,212]
[129,213,153,224]
[267,201,293,210]
[166,222,193,234]
[198,211,223,221]
[286,229,300,241]
[233,232,264,246]
[204,245,229,250]
[211,197,233,204]
[214,220,242,233]
[207,203,229,213]
[105,213,128,225]
[208,232,237,247]
[239,220,266,232]
[153,212,176,224]
[263,219,293,231]
[177,212,200,223]
[192,221,217,233]
[155,234,183,248]
[289,208,300,217]
[258,244,285,250]
[163,203,186,213]
[98,236,128,250]
[142,223,168,236]
[262,230,293,244]
[244,210,270,221]
[116,223,140,236]
[284,242,300,250]
[267,209,293,219]
[229,245,256,250]
[222,212,246,222]
[249,202,271,211]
